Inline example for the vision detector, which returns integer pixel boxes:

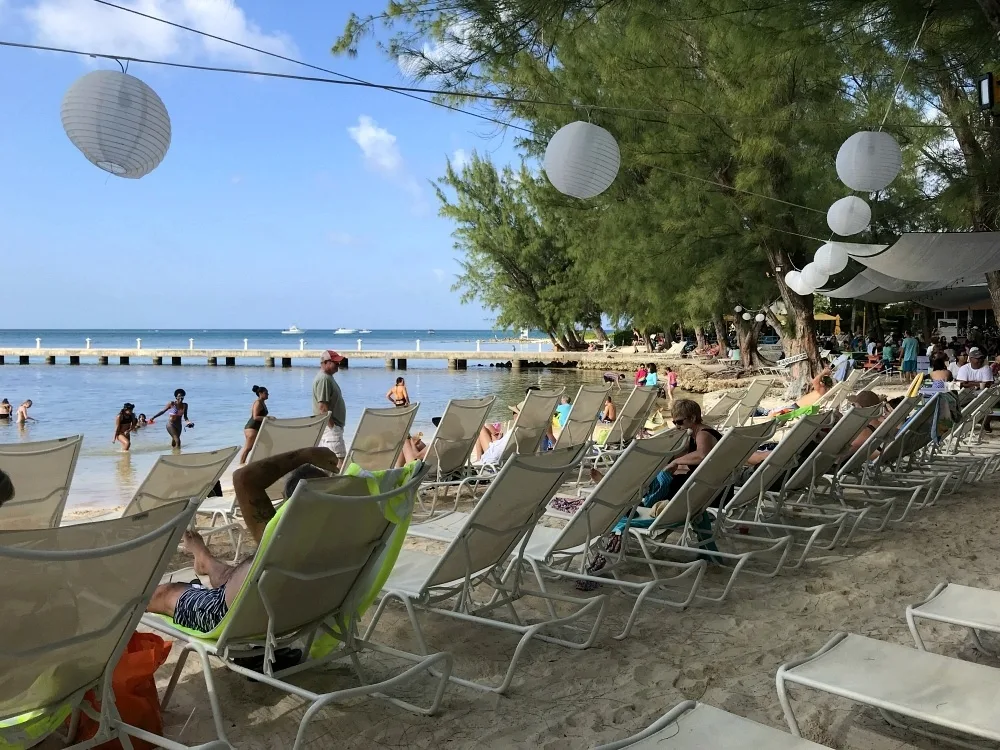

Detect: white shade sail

[846,233,1000,282]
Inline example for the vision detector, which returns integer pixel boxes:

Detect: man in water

[146,446,341,632]
[900,331,919,375]
[313,350,347,459]
[15,400,34,424]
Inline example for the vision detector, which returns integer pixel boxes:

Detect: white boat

[427,329,436,335]
[359,329,372,334]
[281,325,305,335]
[334,328,357,334]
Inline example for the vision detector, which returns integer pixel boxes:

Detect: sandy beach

[139,429,1000,750]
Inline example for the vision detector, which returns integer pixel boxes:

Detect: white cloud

[451,148,469,169]
[347,115,403,174]
[432,268,448,283]
[397,20,481,78]
[21,0,295,66]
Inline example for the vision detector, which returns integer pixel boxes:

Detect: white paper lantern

[784,270,804,294]
[741,312,752,321]
[61,70,171,179]
[801,262,829,290]
[543,121,620,199]
[827,196,871,236]
[835,131,902,192]
[734,305,744,313]
[755,313,766,323]
[814,242,849,275]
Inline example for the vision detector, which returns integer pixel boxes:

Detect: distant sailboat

[281,325,305,335]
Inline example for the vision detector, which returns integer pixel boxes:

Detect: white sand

[144,443,1000,750]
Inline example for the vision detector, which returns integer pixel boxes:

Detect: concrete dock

[0,347,602,369]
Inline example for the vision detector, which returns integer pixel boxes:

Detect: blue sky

[0,0,521,328]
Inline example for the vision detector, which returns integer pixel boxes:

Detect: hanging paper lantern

[61,70,171,179]
[835,131,902,192]
[784,270,804,294]
[801,262,829,290]
[543,122,620,199]
[734,305,744,313]
[826,196,871,236]
[741,312,752,321]
[755,313,766,323]
[814,242,849,275]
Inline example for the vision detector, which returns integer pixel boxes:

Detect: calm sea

[0,329,629,511]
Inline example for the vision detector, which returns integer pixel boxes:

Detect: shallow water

[0,361,627,510]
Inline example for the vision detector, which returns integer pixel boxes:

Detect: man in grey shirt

[313,350,347,459]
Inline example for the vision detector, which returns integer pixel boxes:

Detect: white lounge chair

[702,390,742,426]
[553,383,612,452]
[907,582,1000,656]
[0,435,82,529]
[594,701,832,749]
[456,388,565,496]
[343,403,419,471]
[144,463,453,750]
[721,378,770,427]
[366,446,607,694]
[777,632,1000,746]
[417,395,495,515]
[196,415,327,543]
[585,386,659,481]
[626,421,790,603]
[0,499,225,750]
[123,446,239,518]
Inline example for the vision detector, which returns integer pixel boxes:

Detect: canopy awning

[841,233,1000,282]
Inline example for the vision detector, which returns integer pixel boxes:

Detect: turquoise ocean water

[0,329,622,511]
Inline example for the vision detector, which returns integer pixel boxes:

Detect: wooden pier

[0,347,606,370]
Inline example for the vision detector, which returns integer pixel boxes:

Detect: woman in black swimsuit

[385,377,410,407]
[113,402,138,451]
[240,385,269,464]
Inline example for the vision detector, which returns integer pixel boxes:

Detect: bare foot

[182,530,212,575]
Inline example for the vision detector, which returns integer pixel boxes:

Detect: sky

[0,0,523,329]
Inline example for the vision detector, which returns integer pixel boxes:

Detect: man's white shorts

[320,424,346,458]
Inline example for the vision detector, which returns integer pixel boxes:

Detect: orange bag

[71,632,172,750]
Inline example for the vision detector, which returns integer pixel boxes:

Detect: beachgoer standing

[901,331,919,375]
[240,385,270,464]
[386,377,409,407]
[15,400,34,425]
[113,402,137,451]
[150,389,193,448]
[665,367,679,405]
[313,350,347,459]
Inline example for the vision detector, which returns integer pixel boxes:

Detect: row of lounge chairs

[5,379,999,748]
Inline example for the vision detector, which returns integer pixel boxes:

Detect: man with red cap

[313,350,347,459]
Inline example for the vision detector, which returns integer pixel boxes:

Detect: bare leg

[396,438,428,467]
[147,582,190,617]
[472,426,495,461]
[116,434,131,452]
[182,530,236,589]
[167,421,182,449]
[240,427,258,464]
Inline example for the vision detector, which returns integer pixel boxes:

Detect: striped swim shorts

[173,585,228,632]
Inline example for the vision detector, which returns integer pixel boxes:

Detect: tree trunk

[765,246,821,378]
[736,322,761,368]
[871,303,884,343]
[694,325,707,350]
[592,323,609,343]
[564,327,581,349]
[549,330,570,351]
[712,314,727,356]
[920,305,934,346]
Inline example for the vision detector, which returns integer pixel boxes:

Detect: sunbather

[146,446,341,632]
[763,368,833,416]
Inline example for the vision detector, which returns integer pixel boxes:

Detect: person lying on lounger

[146,446,341,633]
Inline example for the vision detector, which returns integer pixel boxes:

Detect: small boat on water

[427,329,436,335]
[359,328,372,334]
[334,327,357,334]
[281,325,305,335]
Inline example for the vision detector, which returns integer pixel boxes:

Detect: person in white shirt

[866,338,877,357]
[956,349,993,387]
[947,352,966,381]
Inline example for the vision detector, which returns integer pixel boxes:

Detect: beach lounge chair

[0,499,227,750]
[625,421,790,604]
[0,435,82,529]
[587,385,659,475]
[144,463,454,749]
[552,383,612,452]
[721,378,770,427]
[776,632,1000,746]
[121,446,240,518]
[907,582,1000,656]
[366,446,607,694]
[702,390,742,426]
[594,701,832,749]
[196,415,327,542]
[455,388,564,496]
[343,403,419,471]
[662,341,685,357]
[417,395,495,516]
